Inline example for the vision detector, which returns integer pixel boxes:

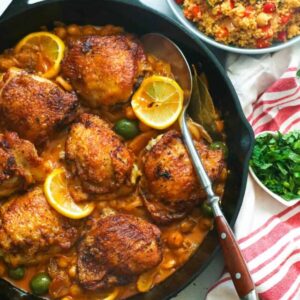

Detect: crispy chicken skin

[0,187,80,267]
[0,131,49,198]
[77,214,162,290]
[65,114,134,201]
[0,68,78,145]
[61,35,147,107]
[140,130,225,224]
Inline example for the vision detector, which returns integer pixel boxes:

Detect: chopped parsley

[250,131,300,201]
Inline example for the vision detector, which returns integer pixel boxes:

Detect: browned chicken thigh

[0,131,50,198]
[77,214,162,290]
[0,187,80,267]
[61,35,147,107]
[140,130,225,224]
[0,68,78,145]
[65,113,134,201]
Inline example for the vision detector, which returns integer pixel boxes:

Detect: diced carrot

[124,106,137,120]
[244,6,253,17]
[280,13,291,25]
[184,8,191,19]
[215,120,224,133]
[192,5,201,18]
[216,27,229,39]
[260,25,273,38]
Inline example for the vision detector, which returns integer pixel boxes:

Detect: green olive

[210,141,228,158]
[30,273,51,295]
[201,202,214,218]
[114,118,140,140]
[8,266,25,280]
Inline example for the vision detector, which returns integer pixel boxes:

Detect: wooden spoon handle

[215,215,255,298]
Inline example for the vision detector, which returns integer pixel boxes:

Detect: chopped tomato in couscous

[176,0,300,48]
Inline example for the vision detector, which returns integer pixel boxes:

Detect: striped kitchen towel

[207,42,300,300]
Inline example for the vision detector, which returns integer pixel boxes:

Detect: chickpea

[100,25,123,35]
[71,257,77,264]
[54,27,67,39]
[67,24,81,36]
[82,25,97,35]
[57,257,68,269]
[110,200,118,207]
[68,266,77,278]
[220,168,228,181]
[161,258,176,269]
[124,106,137,120]
[175,247,186,256]
[256,13,271,27]
[180,219,197,234]
[183,239,196,250]
[288,24,299,38]
[167,231,184,248]
[199,218,213,231]
[69,284,82,296]
[97,201,107,210]
[216,183,226,196]
[286,0,300,8]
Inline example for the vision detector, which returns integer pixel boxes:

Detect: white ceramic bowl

[167,0,300,55]
[249,131,300,207]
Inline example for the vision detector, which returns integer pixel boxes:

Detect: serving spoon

[141,33,258,300]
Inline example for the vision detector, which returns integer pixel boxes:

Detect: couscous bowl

[169,0,300,50]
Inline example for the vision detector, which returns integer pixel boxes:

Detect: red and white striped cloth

[207,43,300,300]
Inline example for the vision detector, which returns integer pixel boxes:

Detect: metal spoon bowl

[141,33,257,300]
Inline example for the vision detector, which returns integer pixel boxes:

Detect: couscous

[176,0,300,48]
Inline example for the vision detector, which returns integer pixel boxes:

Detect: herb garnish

[250,131,300,200]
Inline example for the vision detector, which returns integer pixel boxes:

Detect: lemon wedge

[44,168,95,219]
[15,32,65,79]
[131,75,184,130]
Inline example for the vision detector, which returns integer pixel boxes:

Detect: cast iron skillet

[0,1,254,299]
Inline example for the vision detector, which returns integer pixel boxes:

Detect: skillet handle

[215,215,257,299]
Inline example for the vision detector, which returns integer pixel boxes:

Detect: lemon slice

[44,168,95,219]
[131,75,184,130]
[15,32,65,79]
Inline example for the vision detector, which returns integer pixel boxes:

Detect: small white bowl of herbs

[250,130,300,206]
